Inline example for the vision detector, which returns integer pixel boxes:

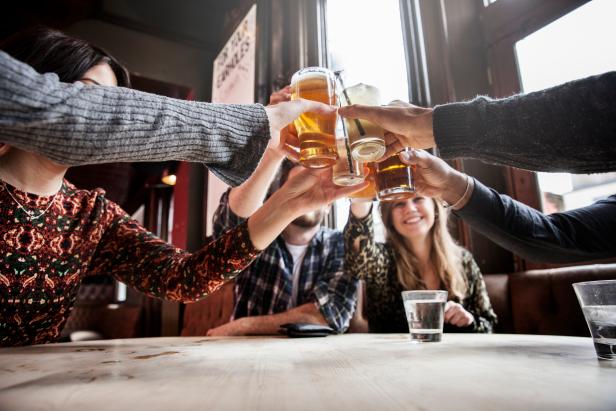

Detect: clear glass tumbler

[573,279,616,360]
[402,290,448,343]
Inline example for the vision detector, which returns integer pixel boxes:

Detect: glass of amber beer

[348,163,376,202]
[375,149,415,201]
[340,83,386,162]
[291,67,338,168]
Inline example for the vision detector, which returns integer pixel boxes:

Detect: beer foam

[291,74,333,92]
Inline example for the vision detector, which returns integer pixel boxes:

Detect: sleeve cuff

[452,178,493,218]
[311,283,349,333]
[433,100,484,160]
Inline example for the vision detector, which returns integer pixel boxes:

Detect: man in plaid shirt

[206,89,358,336]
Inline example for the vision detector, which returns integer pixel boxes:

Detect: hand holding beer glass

[290,67,338,168]
[338,80,387,162]
[375,148,416,201]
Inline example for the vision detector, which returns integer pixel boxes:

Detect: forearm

[455,179,616,263]
[247,190,298,250]
[0,51,270,186]
[93,217,260,302]
[434,71,616,174]
[239,303,327,335]
[228,149,284,218]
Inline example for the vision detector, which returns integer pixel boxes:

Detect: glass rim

[573,279,616,287]
[401,290,447,297]
[292,66,333,78]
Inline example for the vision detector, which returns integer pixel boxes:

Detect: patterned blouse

[0,180,260,346]
[344,212,497,334]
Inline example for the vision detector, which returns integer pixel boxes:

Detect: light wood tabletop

[1,333,615,411]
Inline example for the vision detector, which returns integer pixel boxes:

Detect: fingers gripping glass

[335,72,386,162]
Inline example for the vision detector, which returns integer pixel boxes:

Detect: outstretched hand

[398,149,470,208]
[265,99,335,160]
[338,100,434,158]
[280,167,369,215]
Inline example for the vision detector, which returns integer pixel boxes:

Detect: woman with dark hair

[344,196,497,334]
[0,27,364,346]
[1,26,131,88]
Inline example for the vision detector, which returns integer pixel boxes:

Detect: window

[515,0,616,213]
[325,0,409,233]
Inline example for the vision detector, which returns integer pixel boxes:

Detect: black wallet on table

[279,323,335,338]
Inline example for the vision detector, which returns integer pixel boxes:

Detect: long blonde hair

[380,198,467,300]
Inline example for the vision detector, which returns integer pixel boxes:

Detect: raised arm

[0,52,327,186]
[226,87,296,218]
[456,179,616,263]
[88,201,261,302]
[434,71,616,173]
[89,167,367,301]
[402,148,616,263]
[340,71,616,174]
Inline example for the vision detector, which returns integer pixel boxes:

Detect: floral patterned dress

[0,180,260,346]
[344,212,497,333]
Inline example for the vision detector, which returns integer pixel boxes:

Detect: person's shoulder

[63,180,128,217]
[459,247,479,269]
[63,180,108,202]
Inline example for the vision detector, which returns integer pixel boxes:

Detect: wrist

[264,146,286,162]
[418,107,435,149]
[442,171,472,210]
[350,201,372,219]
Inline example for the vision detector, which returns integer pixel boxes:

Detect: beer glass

[291,67,338,168]
[333,115,366,186]
[339,83,386,162]
[348,163,376,202]
[375,148,415,201]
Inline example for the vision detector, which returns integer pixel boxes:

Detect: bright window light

[515,0,616,212]
[326,0,409,232]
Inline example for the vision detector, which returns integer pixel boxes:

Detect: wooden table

[1,334,615,411]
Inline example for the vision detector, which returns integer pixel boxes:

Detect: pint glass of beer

[375,149,415,201]
[340,83,386,162]
[291,67,338,168]
[348,163,377,202]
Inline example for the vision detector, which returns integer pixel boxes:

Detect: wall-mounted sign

[212,4,256,104]
[208,4,257,236]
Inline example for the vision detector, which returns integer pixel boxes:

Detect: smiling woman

[343,196,497,334]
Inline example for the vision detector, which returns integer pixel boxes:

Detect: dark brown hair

[1,26,130,87]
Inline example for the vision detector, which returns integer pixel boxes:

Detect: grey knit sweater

[433,71,616,263]
[0,51,270,187]
[434,71,616,174]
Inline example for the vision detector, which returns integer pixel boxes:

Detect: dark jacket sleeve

[434,71,616,174]
[454,179,616,263]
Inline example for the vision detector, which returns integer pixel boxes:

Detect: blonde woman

[344,195,496,333]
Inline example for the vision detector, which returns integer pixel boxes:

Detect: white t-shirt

[285,242,309,307]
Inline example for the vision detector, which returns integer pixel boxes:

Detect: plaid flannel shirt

[213,190,358,332]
